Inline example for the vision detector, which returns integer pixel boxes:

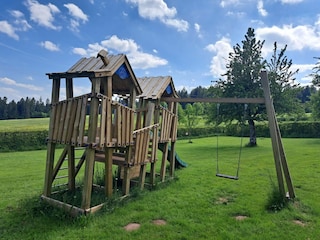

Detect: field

[0,136,319,239]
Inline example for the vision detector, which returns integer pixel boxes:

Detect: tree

[310,90,320,120]
[217,27,266,146]
[311,57,320,87]
[266,42,302,118]
[184,103,199,143]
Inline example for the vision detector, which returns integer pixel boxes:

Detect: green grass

[0,118,50,132]
[0,137,319,239]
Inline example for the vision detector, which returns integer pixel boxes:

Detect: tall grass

[0,137,319,239]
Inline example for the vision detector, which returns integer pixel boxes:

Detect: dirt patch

[123,223,141,231]
[293,220,306,227]
[215,197,229,205]
[152,219,167,225]
[234,215,248,221]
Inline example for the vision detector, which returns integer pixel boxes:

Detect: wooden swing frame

[161,71,295,200]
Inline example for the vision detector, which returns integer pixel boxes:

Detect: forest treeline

[0,84,317,120]
[0,97,51,120]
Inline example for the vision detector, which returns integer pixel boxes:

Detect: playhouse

[42,50,179,215]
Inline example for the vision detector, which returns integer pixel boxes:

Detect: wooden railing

[158,106,178,143]
[48,94,89,146]
[97,94,135,148]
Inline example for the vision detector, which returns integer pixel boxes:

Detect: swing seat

[216,173,239,180]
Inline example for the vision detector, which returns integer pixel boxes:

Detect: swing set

[162,71,295,200]
[215,103,247,180]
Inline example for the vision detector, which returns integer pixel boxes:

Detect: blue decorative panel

[115,64,130,79]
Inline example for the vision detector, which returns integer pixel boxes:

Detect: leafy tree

[310,57,320,86]
[217,27,266,146]
[266,42,302,118]
[177,103,186,125]
[310,90,320,120]
[184,103,199,142]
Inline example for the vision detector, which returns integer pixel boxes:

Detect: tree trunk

[248,119,257,147]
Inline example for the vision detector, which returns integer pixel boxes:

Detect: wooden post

[66,77,75,190]
[260,70,295,199]
[105,76,113,197]
[169,102,178,178]
[81,77,101,210]
[44,77,60,196]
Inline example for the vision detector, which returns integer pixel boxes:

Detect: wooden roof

[46,53,142,95]
[137,76,179,100]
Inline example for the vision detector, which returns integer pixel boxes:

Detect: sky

[0,0,320,102]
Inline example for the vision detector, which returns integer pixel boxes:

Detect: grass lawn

[0,118,49,132]
[0,137,319,239]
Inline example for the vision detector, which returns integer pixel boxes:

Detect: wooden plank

[260,71,286,198]
[105,148,113,197]
[62,100,72,144]
[99,97,107,147]
[126,108,131,145]
[116,104,122,146]
[72,98,82,145]
[106,99,112,146]
[78,95,88,146]
[57,101,67,143]
[161,97,265,104]
[66,99,77,144]
[52,103,62,142]
[67,146,75,191]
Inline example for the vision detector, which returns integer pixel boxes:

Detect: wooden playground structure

[41,50,295,215]
[42,50,179,215]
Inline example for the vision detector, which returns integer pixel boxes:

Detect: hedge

[0,122,319,152]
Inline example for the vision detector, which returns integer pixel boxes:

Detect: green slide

[158,143,188,168]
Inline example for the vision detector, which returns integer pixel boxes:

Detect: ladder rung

[55,175,68,179]
[216,173,238,180]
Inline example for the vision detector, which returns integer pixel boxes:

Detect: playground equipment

[41,49,294,215]
[42,50,181,215]
[162,71,295,200]
[215,103,247,180]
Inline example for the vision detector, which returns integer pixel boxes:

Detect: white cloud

[10,10,24,18]
[10,10,32,32]
[205,37,233,78]
[0,21,19,40]
[64,3,88,32]
[194,23,203,38]
[125,0,189,32]
[0,77,43,91]
[40,41,60,51]
[73,35,168,69]
[257,0,268,17]
[25,0,61,30]
[281,0,304,4]
[220,0,239,8]
[64,3,88,22]
[256,24,320,56]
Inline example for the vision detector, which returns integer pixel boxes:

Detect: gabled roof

[137,76,179,100]
[46,53,142,95]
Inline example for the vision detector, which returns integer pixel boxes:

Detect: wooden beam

[161,97,265,104]
[260,71,286,198]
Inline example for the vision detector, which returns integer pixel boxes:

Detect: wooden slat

[66,99,77,144]
[62,100,72,144]
[52,103,62,142]
[106,98,112,146]
[99,97,107,147]
[116,104,122,146]
[57,101,67,143]
[78,95,88,146]
[72,97,82,145]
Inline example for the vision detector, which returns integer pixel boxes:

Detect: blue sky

[0,0,319,101]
